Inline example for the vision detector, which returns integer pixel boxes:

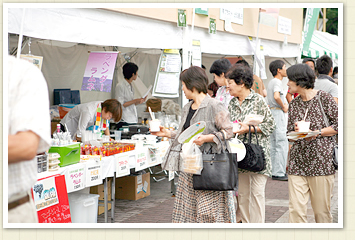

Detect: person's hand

[143,96,148,102]
[150,126,170,138]
[294,122,300,132]
[135,98,145,105]
[235,122,250,135]
[193,135,207,146]
[304,130,319,141]
[282,103,289,113]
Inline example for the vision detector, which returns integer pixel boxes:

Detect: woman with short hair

[286,63,338,223]
[152,66,236,223]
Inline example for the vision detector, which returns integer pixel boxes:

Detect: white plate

[229,138,246,162]
[178,121,206,144]
[287,131,318,140]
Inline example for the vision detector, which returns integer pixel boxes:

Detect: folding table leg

[104,177,108,223]
[111,173,116,222]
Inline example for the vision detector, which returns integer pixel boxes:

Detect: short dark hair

[226,64,254,89]
[207,81,219,97]
[269,60,285,77]
[180,66,208,94]
[316,55,333,75]
[236,59,250,68]
[201,64,206,70]
[286,64,315,89]
[101,99,122,122]
[123,62,138,79]
[209,58,232,76]
[333,66,338,75]
[302,58,315,66]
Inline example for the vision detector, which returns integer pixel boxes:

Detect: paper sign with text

[33,176,59,211]
[66,165,85,192]
[135,148,148,171]
[115,153,130,177]
[85,161,102,187]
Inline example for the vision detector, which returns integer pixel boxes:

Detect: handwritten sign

[220,8,244,25]
[85,161,102,187]
[66,165,85,193]
[135,148,148,171]
[33,176,59,211]
[81,52,118,92]
[147,147,158,167]
[278,16,292,35]
[115,153,130,177]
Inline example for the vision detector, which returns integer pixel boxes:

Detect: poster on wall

[81,52,118,93]
[20,54,43,70]
[34,175,71,223]
[152,49,181,98]
[219,8,243,25]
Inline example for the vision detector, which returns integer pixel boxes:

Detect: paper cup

[232,123,241,132]
[149,119,161,132]
[297,121,310,132]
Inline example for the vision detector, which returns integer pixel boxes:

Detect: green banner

[302,8,320,55]
[178,9,186,27]
[195,8,208,16]
[209,18,216,34]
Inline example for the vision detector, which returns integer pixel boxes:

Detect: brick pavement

[98,171,338,224]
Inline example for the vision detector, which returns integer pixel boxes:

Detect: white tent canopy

[7,7,300,107]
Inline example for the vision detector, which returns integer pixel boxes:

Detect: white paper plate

[287,131,318,140]
[229,138,246,162]
[178,121,206,144]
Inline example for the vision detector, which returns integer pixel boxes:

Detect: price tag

[85,161,102,187]
[115,153,130,177]
[66,165,85,193]
[135,147,148,171]
[148,147,158,167]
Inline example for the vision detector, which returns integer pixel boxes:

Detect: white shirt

[61,101,104,139]
[216,86,233,108]
[115,80,138,123]
[8,56,51,199]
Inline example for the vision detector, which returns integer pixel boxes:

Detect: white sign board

[115,153,130,177]
[33,177,59,211]
[66,165,86,192]
[220,8,243,25]
[135,147,148,171]
[278,16,292,35]
[85,161,102,187]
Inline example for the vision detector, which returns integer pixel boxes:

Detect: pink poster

[81,52,118,92]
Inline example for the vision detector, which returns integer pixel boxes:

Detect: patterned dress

[287,90,337,176]
[228,90,276,177]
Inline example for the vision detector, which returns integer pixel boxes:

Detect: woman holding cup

[286,64,338,223]
[226,64,275,223]
[151,66,236,223]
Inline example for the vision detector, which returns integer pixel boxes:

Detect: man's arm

[274,91,288,112]
[8,131,40,163]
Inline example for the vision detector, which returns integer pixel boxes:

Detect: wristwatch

[318,129,322,137]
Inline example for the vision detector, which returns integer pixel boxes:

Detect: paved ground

[98,171,338,224]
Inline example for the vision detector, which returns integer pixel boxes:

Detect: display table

[36,141,170,223]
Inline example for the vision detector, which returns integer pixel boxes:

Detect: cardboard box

[90,178,112,215]
[115,172,150,200]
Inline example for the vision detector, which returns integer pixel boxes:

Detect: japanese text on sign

[135,149,148,171]
[66,166,85,192]
[115,154,130,177]
[85,161,102,187]
[81,52,118,93]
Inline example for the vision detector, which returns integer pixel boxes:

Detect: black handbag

[192,132,238,191]
[238,125,266,172]
[317,96,338,170]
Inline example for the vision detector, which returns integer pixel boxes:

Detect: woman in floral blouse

[227,64,276,223]
[286,64,338,223]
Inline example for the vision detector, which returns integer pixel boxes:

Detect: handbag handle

[211,131,228,154]
[243,125,260,145]
[316,95,337,144]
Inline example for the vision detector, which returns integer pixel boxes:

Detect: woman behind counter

[286,64,338,223]
[227,64,275,223]
[60,99,122,141]
[151,66,236,223]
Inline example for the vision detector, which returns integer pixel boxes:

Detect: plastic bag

[180,141,203,175]
[243,114,264,126]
